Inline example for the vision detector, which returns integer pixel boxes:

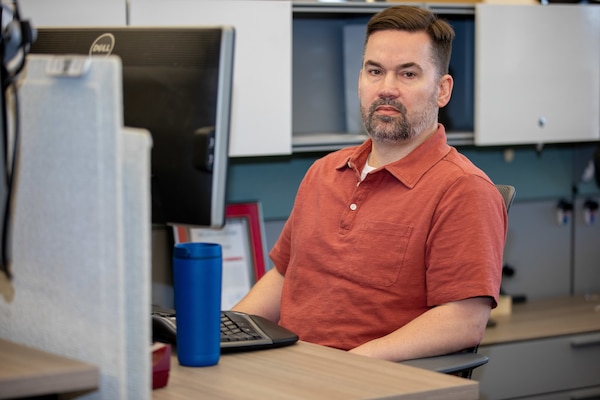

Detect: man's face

[358,30,450,143]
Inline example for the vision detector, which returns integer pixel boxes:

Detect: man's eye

[368,69,382,76]
[403,71,417,78]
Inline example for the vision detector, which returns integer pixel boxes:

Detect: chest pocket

[345,220,412,287]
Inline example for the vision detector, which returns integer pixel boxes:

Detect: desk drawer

[518,386,600,400]
[473,332,600,400]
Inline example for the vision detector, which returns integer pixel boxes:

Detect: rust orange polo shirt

[271,125,507,351]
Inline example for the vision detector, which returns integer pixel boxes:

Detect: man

[233,5,507,362]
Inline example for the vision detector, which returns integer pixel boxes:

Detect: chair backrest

[496,184,516,212]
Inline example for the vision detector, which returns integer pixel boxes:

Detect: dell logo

[89,33,115,56]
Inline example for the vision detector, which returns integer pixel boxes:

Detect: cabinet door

[129,0,292,157]
[473,333,600,399]
[516,386,600,400]
[20,0,127,26]
[475,4,600,146]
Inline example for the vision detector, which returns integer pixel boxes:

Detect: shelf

[292,131,475,153]
[292,1,476,15]
[293,132,368,153]
[292,4,476,152]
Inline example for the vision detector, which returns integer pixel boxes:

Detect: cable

[0,5,11,280]
[0,75,18,280]
[0,0,32,280]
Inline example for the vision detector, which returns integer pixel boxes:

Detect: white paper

[187,218,254,310]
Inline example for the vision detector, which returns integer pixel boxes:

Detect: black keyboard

[152,305,298,353]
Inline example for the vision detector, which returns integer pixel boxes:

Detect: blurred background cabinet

[20,0,127,25]
[475,4,600,146]
[128,0,292,157]
[475,332,600,399]
[472,296,600,400]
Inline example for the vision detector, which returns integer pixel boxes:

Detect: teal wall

[226,143,600,221]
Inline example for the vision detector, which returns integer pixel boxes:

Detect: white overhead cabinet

[475,4,600,146]
[129,0,292,157]
[21,0,292,158]
[20,0,127,26]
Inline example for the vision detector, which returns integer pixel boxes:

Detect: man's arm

[348,297,492,362]
[231,267,284,323]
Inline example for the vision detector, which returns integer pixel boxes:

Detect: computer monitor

[29,26,235,228]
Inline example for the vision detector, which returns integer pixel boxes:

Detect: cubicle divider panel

[0,55,152,400]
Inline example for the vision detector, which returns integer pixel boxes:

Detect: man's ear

[437,74,453,108]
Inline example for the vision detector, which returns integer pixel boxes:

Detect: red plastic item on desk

[152,342,171,389]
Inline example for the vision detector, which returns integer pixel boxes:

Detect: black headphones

[1,0,36,78]
[0,0,34,281]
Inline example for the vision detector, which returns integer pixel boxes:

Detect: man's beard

[360,96,439,143]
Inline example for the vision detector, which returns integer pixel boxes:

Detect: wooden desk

[481,294,600,345]
[153,341,478,400]
[0,338,99,399]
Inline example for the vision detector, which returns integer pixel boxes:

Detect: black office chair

[401,184,516,379]
[496,184,516,213]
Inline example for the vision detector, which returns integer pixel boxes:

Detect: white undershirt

[360,156,376,182]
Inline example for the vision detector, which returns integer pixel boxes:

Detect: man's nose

[378,75,400,98]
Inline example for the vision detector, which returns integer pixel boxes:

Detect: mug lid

[173,242,222,259]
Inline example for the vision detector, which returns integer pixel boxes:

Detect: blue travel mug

[173,242,222,367]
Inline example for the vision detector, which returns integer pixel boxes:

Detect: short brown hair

[365,5,455,77]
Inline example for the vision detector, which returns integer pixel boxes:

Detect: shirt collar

[337,124,452,188]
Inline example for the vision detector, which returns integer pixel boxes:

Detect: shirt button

[350,203,357,211]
